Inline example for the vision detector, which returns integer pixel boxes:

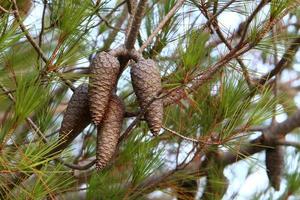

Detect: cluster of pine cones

[58,48,163,170]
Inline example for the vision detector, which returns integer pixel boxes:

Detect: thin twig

[105,0,127,19]
[162,4,294,107]
[162,126,198,143]
[59,159,96,170]
[38,0,47,50]
[125,0,147,49]
[0,5,14,14]
[237,0,269,47]
[0,89,16,96]
[11,0,48,63]
[205,11,253,88]
[258,36,300,85]
[139,0,185,52]
[276,139,300,149]
[12,0,75,92]
[100,6,128,51]
[200,0,236,30]
[98,15,124,31]
[118,115,141,143]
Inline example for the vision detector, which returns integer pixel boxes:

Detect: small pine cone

[96,94,125,170]
[89,52,120,125]
[265,146,284,191]
[55,84,91,154]
[130,59,163,135]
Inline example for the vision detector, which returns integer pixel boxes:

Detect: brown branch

[126,0,135,14]
[38,0,47,49]
[162,45,243,106]
[101,7,128,51]
[219,108,300,165]
[205,10,253,88]
[237,0,270,46]
[125,0,147,50]
[276,139,300,149]
[258,36,300,85]
[11,0,48,63]
[0,5,14,14]
[59,159,96,170]
[12,0,75,92]
[162,0,296,107]
[162,126,199,143]
[134,108,300,196]
[139,0,185,52]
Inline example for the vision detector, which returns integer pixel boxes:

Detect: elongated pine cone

[52,84,91,155]
[89,51,120,125]
[131,59,163,135]
[265,146,284,191]
[96,94,125,170]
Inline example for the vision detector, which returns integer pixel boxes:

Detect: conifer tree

[1,0,300,199]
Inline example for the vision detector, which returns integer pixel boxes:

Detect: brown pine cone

[89,51,120,125]
[265,146,284,191]
[131,59,163,135]
[96,94,125,170]
[53,84,91,155]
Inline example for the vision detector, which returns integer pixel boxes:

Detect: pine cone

[265,146,284,191]
[96,94,125,170]
[131,59,163,135]
[89,51,120,125]
[54,84,91,155]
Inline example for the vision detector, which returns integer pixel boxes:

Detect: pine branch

[162,126,199,143]
[101,6,128,51]
[162,1,297,106]
[219,108,300,165]
[139,0,185,52]
[129,153,203,196]
[11,0,48,63]
[0,5,14,14]
[38,0,47,50]
[204,9,253,88]
[11,0,76,91]
[276,139,300,149]
[237,0,270,47]
[162,45,245,106]
[131,108,300,196]
[258,36,300,85]
[125,0,147,50]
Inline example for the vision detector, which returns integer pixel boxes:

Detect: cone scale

[131,59,163,135]
[265,146,283,191]
[96,94,125,170]
[57,84,91,153]
[89,52,120,125]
